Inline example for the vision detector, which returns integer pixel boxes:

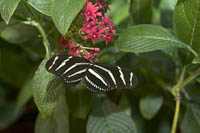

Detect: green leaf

[130,0,153,24]
[70,117,88,133]
[33,57,64,118]
[0,0,21,24]
[27,0,52,16]
[16,79,33,112]
[192,104,200,126]
[174,0,200,54]
[0,23,39,44]
[51,0,85,35]
[0,103,21,130]
[192,56,200,64]
[139,94,163,120]
[115,24,197,55]
[0,0,2,6]
[87,96,137,133]
[182,105,200,133]
[0,40,35,88]
[160,0,177,10]
[159,0,177,29]
[98,47,125,64]
[0,85,21,130]
[35,93,70,133]
[66,82,93,119]
[107,0,129,25]
[20,38,45,57]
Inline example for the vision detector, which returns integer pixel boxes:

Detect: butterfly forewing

[46,55,90,86]
[83,68,110,92]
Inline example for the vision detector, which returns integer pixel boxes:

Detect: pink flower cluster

[82,0,115,44]
[58,37,100,60]
[57,0,115,61]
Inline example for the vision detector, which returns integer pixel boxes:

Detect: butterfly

[45,55,138,92]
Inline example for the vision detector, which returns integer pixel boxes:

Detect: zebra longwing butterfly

[45,55,138,92]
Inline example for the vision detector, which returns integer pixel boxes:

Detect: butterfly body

[46,55,137,92]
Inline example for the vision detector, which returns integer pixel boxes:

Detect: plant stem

[178,67,200,90]
[21,0,51,57]
[21,0,37,19]
[172,67,186,96]
[171,66,200,133]
[171,92,181,133]
[23,20,51,57]
[172,66,200,96]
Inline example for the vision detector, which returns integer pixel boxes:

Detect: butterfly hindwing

[92,63,137,90]
[83,67,110,92]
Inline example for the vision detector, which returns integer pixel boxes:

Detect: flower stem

[171,92,181,133]
[171,66,200,133]
[172,66,200,96]
[23,20,51,57]
[172,67,186,96]
[177,67,200,90]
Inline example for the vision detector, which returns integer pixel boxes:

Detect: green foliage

[0,103,21,129]
[0,85,21,130]
[174,0,200,54]
[115,24,196,55]
[27,0,52,16]
[0,0,20,24]
[139,94,163,120]
[66,82,93,119]
[16,79,33,112]
[130,0,153,24]
[87,96,137,133]
[1,0,200,133]
[51,0,85,35]
[182,105,200,133]
[1,23,39,44]
[35,93,70,133]
[33,57,64,118]
[0,40,35,87]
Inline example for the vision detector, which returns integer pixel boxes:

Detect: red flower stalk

[84,52,98,61]
[67,42,80,56]
[57,37,100,61]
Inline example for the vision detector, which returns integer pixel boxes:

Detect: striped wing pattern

[46,55,90,86]
[46,55,137,92]
[84,63,137,92]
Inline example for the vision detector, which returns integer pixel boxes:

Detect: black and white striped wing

[46,55,90,86]
[83,63,138,92]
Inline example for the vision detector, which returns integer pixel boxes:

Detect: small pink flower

[100,15,112,27]
[95,0,103,8]
[87,31,101,44]
[84,2,101,21]
[68,43,80,56]
[57,37,68,51]
[92,25,104,33]
[82,21,96,33]
[107,24,115,34]
[102,31,114,45]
